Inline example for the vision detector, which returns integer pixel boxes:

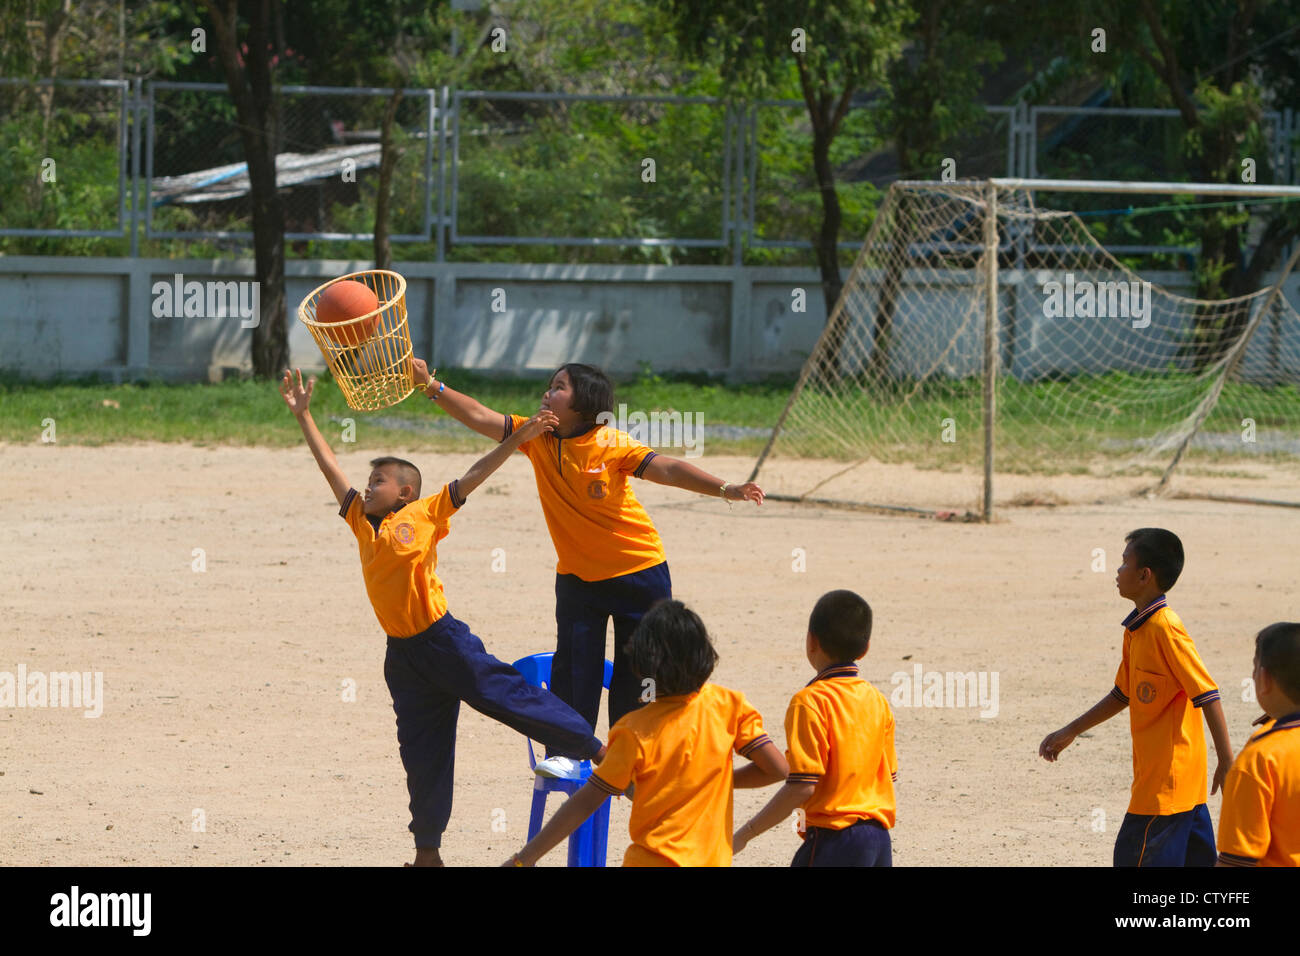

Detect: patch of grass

[775,371,1300,470]
[0,368,795,452]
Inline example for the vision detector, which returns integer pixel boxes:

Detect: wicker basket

[297,269,413,411]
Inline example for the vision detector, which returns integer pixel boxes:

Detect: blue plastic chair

[512,651,613,868]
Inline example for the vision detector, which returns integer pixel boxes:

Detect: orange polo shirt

[1217,712,1300,867]
[1109,595,1220,815]
[786,664,897,831]
[504,414,665,583]
[588,683,772,867]
[339,482,463,638]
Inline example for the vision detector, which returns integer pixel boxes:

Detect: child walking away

[1217,622,1300,867]
[733,590,897,866]
[1039,528,1233,867]
[279,369,604,867]
[503,600,787,867]
[410,359,762,779]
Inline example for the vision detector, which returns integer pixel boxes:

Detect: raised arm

[639,454,764,504]
[456,408,558,499]
[280,369,350,507]
[409,358,508,441]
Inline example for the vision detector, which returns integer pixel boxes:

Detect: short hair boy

[732,589,897,867]
[1217,622,1300,867]
[280,368,603,866]
[1040,528,1233,867]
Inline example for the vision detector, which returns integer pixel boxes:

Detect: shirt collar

[806,663,860,686]
[1272,710,1300,729]
[556,421,600,441]
[1121,594,1168,631]
[365,502,406,532]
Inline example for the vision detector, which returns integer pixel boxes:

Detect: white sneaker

[534,756,582,780]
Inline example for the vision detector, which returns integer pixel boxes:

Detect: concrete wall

[1,257,1296,383]
[0,259,827,381]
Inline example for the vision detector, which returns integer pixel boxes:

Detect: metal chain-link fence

[1,78,1297,262]
[0,79,129,241]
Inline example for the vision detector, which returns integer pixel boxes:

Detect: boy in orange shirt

[1040,528,1233,866]
[732,590,897,866]
[1217,622,1300,867]
[503,600,787,866]
[280,369,603,867]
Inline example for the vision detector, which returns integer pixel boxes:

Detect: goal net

[750,180,1300,519]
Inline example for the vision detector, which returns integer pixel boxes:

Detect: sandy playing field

[4,442,1297,867]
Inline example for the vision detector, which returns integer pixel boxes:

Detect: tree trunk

[373,88,404,271]
[205,0,289,379]
[36,0,72,155]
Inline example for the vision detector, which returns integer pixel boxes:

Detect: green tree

[1075,0,1300,364]
[869,0,1015,378]
[202,0,291,378]
[660,0,913,370]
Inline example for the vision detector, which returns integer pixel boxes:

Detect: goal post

[750,178,1300,520]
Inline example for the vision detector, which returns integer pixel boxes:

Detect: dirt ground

[3,442,1297,867]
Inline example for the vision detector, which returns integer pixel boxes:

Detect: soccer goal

[749,179,1300,521]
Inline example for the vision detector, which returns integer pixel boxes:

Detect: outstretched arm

[410,358,508,441]
[280,369,350,507]
[1039,691,1127,761]
[505,780,608,867]
[457,408,558,499]
[639,454,764,505]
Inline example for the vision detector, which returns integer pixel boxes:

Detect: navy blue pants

[550,562,672,736]
[791,820,893,867]
[384,612,602,849]
[1113,804,1215,867]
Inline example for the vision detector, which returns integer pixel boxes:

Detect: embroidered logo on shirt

[587,480,607,499]
[1137,681,1157,704]
[393,522,416,544]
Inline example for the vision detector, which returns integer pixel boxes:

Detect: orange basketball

[316,279,380,346]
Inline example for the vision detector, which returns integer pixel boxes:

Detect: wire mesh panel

[0,79,129,241]
[747,100,878,252]
[147,82,244,238]
[451,92,729,246]
[1030,107,1290,258]
[746,103,1012,253]
[277,88,433,240]
[148,83,435,241]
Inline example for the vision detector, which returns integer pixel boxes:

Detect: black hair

[1124,528,1185,591]
[809,590,873,663]
[1256,622,1300,704]
[369,456,422,499]
[624,600,718,697]
[555,363,614,423]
